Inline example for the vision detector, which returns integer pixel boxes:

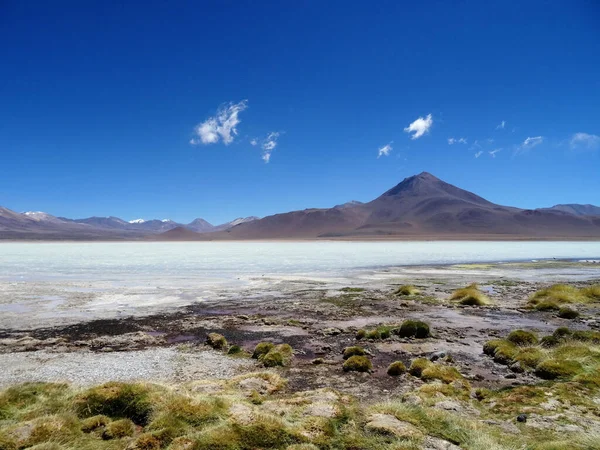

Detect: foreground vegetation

[2,353,600,450]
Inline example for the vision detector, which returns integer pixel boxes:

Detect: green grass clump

[513,347,546,369]
[355,329,366,340]
[534,359,582,380]
[206,333,228,350]
[386,361,407,376]
[227,345,243,355]
[421,364,463,384]
[80,414,110,432]
[482,339,517,365]
[365,329,381,340]
[449,283,491,306]
[528,284,600,310]
[260,344,294,367]
[558,306,580,319]
[396,320,430,338]
[483,339,505,356]
[506,329,538,346]
[102,418,134,440]
[394,285,420,296]
[252,342,275,359]
[74,382,153,425]
[408,358,431,377]
[342,346,366,360]
[342,355,372,372]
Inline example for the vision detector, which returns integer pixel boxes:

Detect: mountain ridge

[1,173,599,240]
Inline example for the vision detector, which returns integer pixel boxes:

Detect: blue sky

[1,1,599,224]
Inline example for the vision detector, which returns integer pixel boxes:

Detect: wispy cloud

[496,120,506,130]
[474,151,483,158]
[250,138,258,146]
[570,132,600,151]
[190,100,248,146]
[448,137,467,145]
[261,132,280,163]
[404,114,433,140]
[517,136,544,154]
[489,148,502,158]
[377,142,393,158]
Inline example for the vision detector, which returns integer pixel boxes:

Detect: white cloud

[570,132,600,151]
[496,120,506,130]
[519,136,544,151]
[448,137,467,145]
[404,114,433,140]
[261,132,280,163]
[191,100,248,146]
[250,138,258,146]
[474,151,483,158]
[489,148,502,158]
[377,142,393,158]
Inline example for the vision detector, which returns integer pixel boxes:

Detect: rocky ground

[1,261,599,449]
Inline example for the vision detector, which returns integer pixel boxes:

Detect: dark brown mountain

[185,172,600,240]
[3,173,600,240]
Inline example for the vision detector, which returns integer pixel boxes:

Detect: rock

[516,414,527,423]
[229,403,254,425]
[322,327,342,336]
[238,377,272,395]
[365,414,423,438]
[429,350,448,361]
[434,400,480,417]
[505,373,517,379]
[311,358,325,365]
[423,435,461,450]
[509,363,524,373]
[304,403,338,418]
[481,419,520,434]
[403,395,423,406]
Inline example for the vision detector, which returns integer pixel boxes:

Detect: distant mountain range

[0,208,258,240]
[2,173,599,240]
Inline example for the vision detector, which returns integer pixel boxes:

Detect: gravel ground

[0,347,256,387]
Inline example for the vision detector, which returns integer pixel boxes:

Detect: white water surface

[1,241,600,283]
[1,241,600,328]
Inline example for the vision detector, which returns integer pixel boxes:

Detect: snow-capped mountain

[129,219,145,224]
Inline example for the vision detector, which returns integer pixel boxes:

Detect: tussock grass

[342,346,367,360]
[342,355,372,373]
[449,283,491,306]
[528,284,600,311]
[396,320,430,338]
[394,285,420,296]
[1,367,598,450]
[386,361,407,376]
[483,327,600,383]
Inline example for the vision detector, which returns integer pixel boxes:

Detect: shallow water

[1,241,600,329]
[2,241,600,283]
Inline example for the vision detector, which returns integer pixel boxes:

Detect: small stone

[322,327,342,336]
[505,373,517,379]
[312,358,325,365]
[365,414,423,438]
[429,350,448,361]
[517,414,527,423]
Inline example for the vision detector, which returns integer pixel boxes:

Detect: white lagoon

[1,241,600,282]
[1,241,599,328]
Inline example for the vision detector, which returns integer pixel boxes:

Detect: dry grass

[394,285,421,296]
[449,283,491,306]
[528,284,600,310]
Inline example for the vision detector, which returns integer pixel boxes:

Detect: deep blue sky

[1,1,599,224]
